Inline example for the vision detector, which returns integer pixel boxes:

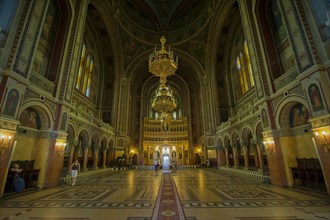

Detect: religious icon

[308,84,325,112]
[3,89,20,117]
[289,104,310,127]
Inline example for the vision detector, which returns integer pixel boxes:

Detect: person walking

[70,160,80,186]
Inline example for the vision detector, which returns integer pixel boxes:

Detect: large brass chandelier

[149,36,178,84]
[149,36,178,126]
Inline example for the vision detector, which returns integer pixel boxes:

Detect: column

[262,131,288,186]
[233,147,239,168]
[93,147,99,169]
[256,142,264,172]
[252,141,260,168]
[82,145,89,172]
[242,145,249,170]
[102,148,107,168]
[218,146,226,167]
[225,147,230,167]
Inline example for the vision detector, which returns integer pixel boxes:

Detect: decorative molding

[274,69,298,91]
[23,89,39,101]
[13,1,47,77]
[0,117,19,130]
[280,0,314,73]
[30,72,55,93]
[310,115,330,128]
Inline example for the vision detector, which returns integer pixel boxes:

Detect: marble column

[93,147,99,169]
[233,147,239,168]
[217,146,226,167]
[262,131,288,186]
[242,145,249,170]
[256,143,264,172]
[252,142,260,168]
[102,148,107,168]
[225,147,230,167]
[82,146,89,172]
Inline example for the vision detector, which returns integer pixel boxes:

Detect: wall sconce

[56,142,66,156]
[314,131,330,152]
[262,140,275,152]
[0,135,12,156]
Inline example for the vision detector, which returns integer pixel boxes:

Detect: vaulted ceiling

[87,0,240,140]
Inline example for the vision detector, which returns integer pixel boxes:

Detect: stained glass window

[75,41,95,99]
[235,40,254,98]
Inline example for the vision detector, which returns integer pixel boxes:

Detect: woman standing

[70,160,80,186]
[10,164,25,192]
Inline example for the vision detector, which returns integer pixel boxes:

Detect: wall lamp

[55,142,66,156]
[314,131,330,151]
[0,135,12,156]
[262,140,275,145]
[262,140,275,152]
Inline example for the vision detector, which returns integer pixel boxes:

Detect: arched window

[0,0,19,47]
[75,41,95,99]
[235,40,254,98]
[76,42,86,90]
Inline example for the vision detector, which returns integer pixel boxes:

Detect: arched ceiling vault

[86,0,239,140]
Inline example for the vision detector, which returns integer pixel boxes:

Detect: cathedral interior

[0,0,329,219]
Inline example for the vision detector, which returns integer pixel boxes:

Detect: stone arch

[19,101,54,130]
[224,135,230,148]
[78,130,90,148]
[275,96,310,129]
[109,139,114,149]
[231,131,240,147]
[223,135,233,166]
[241,126,253,143]
[217,137,224,148]
[66,124,75,147]
[91,134,100,149]
[255,122,263,144]
[101,136,108,149]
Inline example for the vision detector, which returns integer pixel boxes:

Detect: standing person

[70,160,80,186]
[10,164,25,192]
[154,160,159,174]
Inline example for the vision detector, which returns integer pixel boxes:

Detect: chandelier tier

[148,36,178,84]
[149,36,178,128]
[151,83,177,113]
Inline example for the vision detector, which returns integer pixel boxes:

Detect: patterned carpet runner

[152,172,186,220]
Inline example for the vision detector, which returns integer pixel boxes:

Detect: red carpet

[152,172,186,220]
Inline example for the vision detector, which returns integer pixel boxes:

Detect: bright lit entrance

[162,154,170,172]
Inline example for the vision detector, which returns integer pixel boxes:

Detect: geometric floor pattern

[1,168,329,220]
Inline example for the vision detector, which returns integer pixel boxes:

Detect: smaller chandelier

[151,83,177,113]
[148,36,178,84]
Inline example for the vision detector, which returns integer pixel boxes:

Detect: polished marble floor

[0,168,329,220]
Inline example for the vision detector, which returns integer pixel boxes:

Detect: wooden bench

[4,160,40,193]
[291,157,325,191]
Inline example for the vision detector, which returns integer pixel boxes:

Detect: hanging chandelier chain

[149,36,179,127]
